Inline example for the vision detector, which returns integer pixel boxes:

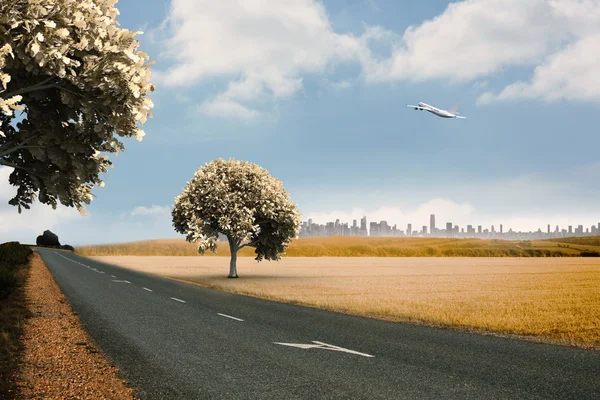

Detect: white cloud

[130,205,171,218]
[478,33,600,104]
[361,0,600,104]
[363,0,563,83]
[0,167,84,243]
[197,98,260,121]
[157,0,369,119]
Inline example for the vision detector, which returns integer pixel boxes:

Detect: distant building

[369,222,379,236]
[430,214,436,235]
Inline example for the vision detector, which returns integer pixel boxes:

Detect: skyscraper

[430,214,435,235]
[407,224,412,235]
[360,216,368,236]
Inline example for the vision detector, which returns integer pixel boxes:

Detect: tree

[35,229,60,247]
[172,158,301,278]
[0,0,155,213]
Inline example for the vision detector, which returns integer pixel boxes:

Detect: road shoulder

[13,251,138,399]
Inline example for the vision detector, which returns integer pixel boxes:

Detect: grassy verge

[76,236,600,257]
[0,242,32,399]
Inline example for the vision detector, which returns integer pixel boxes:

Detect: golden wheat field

[76,236,600,257]
[89,255,600,349]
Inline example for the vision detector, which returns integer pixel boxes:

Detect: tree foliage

[0,0,154,213]
[172,158,301,277]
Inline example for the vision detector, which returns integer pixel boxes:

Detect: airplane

[406,102,466,119]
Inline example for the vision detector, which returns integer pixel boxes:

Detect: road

[37,249,600,399]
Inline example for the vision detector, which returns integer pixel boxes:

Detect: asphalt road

[37,249,600,399]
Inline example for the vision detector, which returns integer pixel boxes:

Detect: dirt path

[13,252,137,399]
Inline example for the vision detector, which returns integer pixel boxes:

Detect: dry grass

[76,236,600,257]
[90,256,600,349]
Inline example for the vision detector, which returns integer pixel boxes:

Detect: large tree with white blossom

[0,0,154,213]
[172,158,302,278]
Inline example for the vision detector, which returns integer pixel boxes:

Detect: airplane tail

[449,104,459,114]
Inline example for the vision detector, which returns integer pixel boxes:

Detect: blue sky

[2,0,600,245]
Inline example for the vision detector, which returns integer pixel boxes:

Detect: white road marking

[57,253,94,270]
[217,313,244,322]
[143,287,153,292]
[112,280,131,284]
[111,275,116,278]
[171,297,186,303]
[273,341,374,358]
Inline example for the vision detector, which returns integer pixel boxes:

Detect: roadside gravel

[14,251,137,399]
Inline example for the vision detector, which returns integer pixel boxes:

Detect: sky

[2,0,600,246]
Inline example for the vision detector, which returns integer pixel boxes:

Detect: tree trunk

[228,238,238,278]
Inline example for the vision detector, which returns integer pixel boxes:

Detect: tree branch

[2,77,56,98]
[0,134,41,158]
[238,241,256,250]
[0,158,42,179]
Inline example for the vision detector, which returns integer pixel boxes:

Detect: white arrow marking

[217,313,244,322]
[273,341,374,358]
[112,280,131,284]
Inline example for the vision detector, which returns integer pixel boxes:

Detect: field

[90,255,600,349]
[76,236,600,257]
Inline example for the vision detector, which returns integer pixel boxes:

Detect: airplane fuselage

[417,102,453,118]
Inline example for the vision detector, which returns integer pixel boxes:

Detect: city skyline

[299,213,600,240]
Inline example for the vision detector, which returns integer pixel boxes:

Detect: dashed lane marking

[171,297,186,303]
[217,313,244,322]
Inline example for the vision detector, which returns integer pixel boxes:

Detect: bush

[0,242,33,300]
[0,242,33,267]
[61,244,75,252]
[580,251,600,257]
[0,268,18,299]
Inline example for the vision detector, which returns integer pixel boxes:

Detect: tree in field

[0,0,155,213]
[172,158,302,278]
